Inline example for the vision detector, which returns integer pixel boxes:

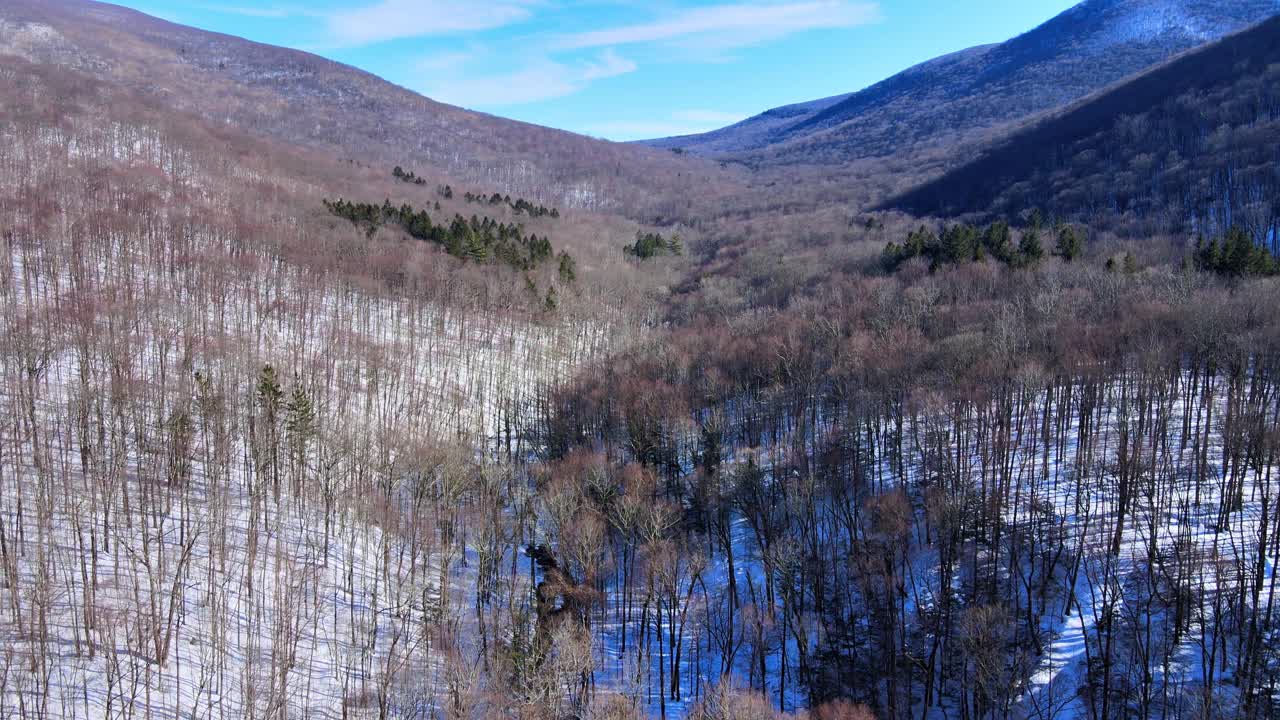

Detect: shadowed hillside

[645,0,1280,171]
[884,14,1280,249]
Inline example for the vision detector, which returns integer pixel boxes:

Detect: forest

[3,1,1280,720]
[888,15,1280,252]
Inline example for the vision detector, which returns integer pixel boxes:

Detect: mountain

[643,0,1280,167]
[645,91,855,156]
[0,0,735,219]
[6,1,1280,719]
[883,13,1280,247]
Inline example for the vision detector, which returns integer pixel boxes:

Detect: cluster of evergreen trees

[1193,227,1280,277]
[393,170,560,220]
[883,219,1280,278]
[391,165,428,186]
[323,197,562,273]
[882,218,1082,272]
[463,190,560,219]
[624,230,683,260]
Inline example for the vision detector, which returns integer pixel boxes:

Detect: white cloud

[580,48,638,80]
[420,49,637,108]
[560,1,879,51]
[326,0,537,46]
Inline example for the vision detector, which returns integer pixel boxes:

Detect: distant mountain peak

[641,0,1280,167]
[1038,0,1280,52]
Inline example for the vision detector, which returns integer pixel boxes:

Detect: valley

[1,1,1280,719]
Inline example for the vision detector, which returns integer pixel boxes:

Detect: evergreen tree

[941,224,979,265]
[255,364,284,498]
[558,252,577,284]
[905,226,934,259]
[1194,227,1278,276]
[983,220,1015,264]
[1019,227,1044,267]
[286,381,316,463]
[881,241,903,272]
[1055,225,1083,262]
[257,364,283,420]
[626,231,678,260]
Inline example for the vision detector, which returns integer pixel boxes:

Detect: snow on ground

[583,372,1279,718]
[0,119,615,717]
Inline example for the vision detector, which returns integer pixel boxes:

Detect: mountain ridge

[882,12,1280,247]
[641,0,1280,166]
[0,0,736,219]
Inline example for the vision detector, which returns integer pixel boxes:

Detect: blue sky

[116,0,1080,140]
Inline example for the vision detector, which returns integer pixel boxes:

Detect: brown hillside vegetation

[0,0,742,221]
[5,0,1280,718]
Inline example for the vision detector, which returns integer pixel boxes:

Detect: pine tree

[941,224,978,265]
[881,242,904,272]
[286,381,316,464]
[558,252,577,284]
[257,364,283,420]
[905,226,933,258]
[1019,227,1044,267]
[255,364,284,498]
[1195,228,1277,276]
[983,220,1014,264]
[467,235,490,263]
[1055,225,1082,262]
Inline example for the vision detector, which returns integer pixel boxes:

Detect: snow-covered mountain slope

[642,0,1280,166]
[0,49,618,720]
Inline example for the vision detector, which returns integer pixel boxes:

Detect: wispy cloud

[179,1,876,112]
[560,1,879,51]
[420,49,637,108]
[326,0,538,46]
